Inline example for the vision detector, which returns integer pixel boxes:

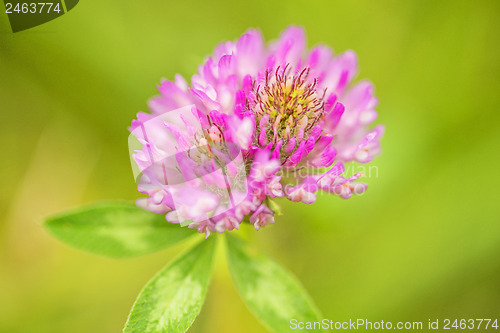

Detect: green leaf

[226,235,323,332]
[44,201,194,258]
[123,237,216,333]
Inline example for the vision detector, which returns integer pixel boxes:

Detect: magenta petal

[237,30,263,54]
[323,50,358,94]
[272,140,283,160]
[301,176,319,192]
[201,58,217,85]
[312,134,333,153]
[273,26,306,66]
[285,141,306,167]
[304,136,316,154]
[324,93,338,113]
[153,81,192,112]
[308,125,322,141]
[357,125,384,149]
[306,45,333,71]
[265,55,276,70]
[310,146,336,167]
[209,110,227,128]
[336,70,349,93]
[164,122,191,151]
[342,80,377,112]
[242,75,253,92]
[325,102,345,131]
[327,162,345,177]
[190,88,221,112]
[129,112,152,131]
[234,90,246,106]
[285,177,318,204]
[236,30,264,76]
[283,137,296,154]
[218,54,234,79]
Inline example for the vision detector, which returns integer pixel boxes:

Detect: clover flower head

[129,26,384,237]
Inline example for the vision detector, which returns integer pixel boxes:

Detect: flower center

[251,65,326,147]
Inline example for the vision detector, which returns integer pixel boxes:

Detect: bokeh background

[1,1,500,332]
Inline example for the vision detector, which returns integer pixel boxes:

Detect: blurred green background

[1,0,500,332]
